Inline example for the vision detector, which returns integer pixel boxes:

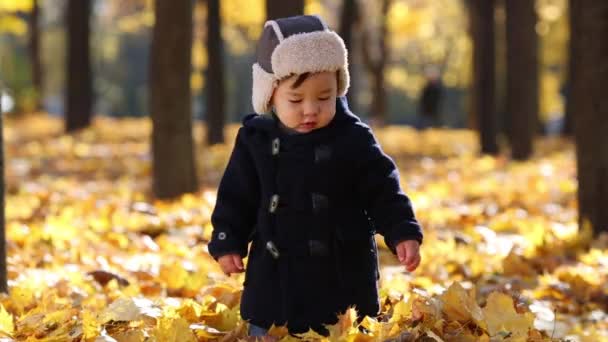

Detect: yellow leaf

[175,299,203,323]
[482,292,534,338]
[42,308,72,326]
[0,304,14,335]
[359,316,380,335]
[295,328,329,341]
[0,14,27,35]
[0,0,33,12]
[390,297,413,323]
[159,261,188,290]
[10,285,34,315]
[502,249,537,277]
[204,303,239,332]
[440,282,485,329]
[98,297,161,324]
[190,323,224,339]
[267,323,289,338]
[153,316,197,342]
[82,309,100,339]
[325,307,359,339]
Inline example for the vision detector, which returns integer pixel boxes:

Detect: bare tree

[467,0,499,155]
[205,0,225,145]
[266,0,305,20]
[0,81,6,293]
[505,0,538,160]
[339,0,359,110]
[149,1,198,199]
[0,81,8,293]
[65,0,93,132]
[361,0,391,126]
[563,0,579,136]
[29,0,43,111]
[572,0,608,236]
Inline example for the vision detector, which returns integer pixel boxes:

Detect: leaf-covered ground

[1,115,607,341]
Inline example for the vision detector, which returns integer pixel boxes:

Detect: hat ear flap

[252,63,277,114]
[337,67,350,97]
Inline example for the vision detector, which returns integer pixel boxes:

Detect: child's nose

[303,101,320,117]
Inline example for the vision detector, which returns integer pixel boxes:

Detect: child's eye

[318,97,330,101]
[289,99,302,103]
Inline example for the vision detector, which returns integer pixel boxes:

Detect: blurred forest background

[0,0,607,340]
[1,0,567,129]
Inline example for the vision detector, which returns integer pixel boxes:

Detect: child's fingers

[406,254,421,272]
[218,255,240,275]
[232,255,245,271]
[397,243,408,263]
[404,245,418,265]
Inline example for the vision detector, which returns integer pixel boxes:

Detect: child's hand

[395,240,421,272]
[218,254,245,276]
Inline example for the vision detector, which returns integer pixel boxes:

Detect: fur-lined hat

[252,15,350,114]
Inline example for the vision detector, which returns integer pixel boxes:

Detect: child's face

[271,71,338,134]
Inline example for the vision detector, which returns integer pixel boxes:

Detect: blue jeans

[249,324,268,337]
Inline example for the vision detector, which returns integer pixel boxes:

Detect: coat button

[218,232,227,240]
[311,193,329,214]
[272,138,280,156]
[314,145,332,163]
[269,194,280,213]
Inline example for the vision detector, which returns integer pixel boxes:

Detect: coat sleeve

[353,125,423,254]
[208,127,260,260]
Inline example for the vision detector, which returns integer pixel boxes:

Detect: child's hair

[287,71,340,89]
[251,15,350,113]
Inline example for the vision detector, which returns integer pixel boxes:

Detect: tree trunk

[65,0,93,132]
[0,81,6,293]
[29,0,43,111]
[573,0,608,236]
[339,0,359,110]
[206,0,225,145]
[505,0,538,160]
[266,0,305,20]
[150,0,198,199]
[361,0,390,126]
[469,0,499,155]
[371,66,387,125]
[563,0,578,136]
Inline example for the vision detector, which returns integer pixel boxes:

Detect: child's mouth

[299,122,317,130]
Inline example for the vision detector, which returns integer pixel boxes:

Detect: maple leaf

[152,316,197,342]
[482,292,534,339]
[439,282,486,329]
[0,305,14,336]
[98,297,162,324]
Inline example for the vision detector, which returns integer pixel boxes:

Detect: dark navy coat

[208,97,423,334]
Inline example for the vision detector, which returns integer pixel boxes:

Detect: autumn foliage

[0,115,606,341]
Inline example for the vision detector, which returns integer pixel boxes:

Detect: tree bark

[506,0,538,160]
[469,0,499,155]
[29,0,43,111]
[563,0,579,136]
[339,0,359,110]
[65,0,93,132]
[266,0,305,20]
[361,0,390,126]
[0,81,6,293]
[150,0,198,199]
[206,0,225,145]
[572,0,608,236]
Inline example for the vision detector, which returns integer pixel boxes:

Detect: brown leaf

[88,270,130,287]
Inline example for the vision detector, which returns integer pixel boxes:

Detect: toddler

[208,15,423,337]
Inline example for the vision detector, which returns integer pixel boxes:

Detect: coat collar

[242,97,360,145]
